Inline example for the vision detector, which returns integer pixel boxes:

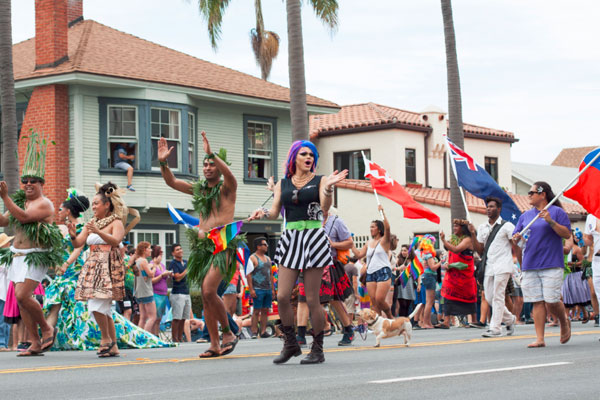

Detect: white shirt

[584,214,600,268]
[0,264,9,302]
[477,217,515,276]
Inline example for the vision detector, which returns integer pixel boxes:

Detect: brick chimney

[35,0,68,69]
[67,0,83,27]
[20,0,73,216]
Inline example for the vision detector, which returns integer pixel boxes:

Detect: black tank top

[281,175,323,222]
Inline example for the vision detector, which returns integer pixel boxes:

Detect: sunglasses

[299,151,314,158]
[259,243,268,247]
[291,184,316,204]
[21,178,41,185]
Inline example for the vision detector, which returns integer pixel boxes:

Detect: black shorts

[116,289,136,313]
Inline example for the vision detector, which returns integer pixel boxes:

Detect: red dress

[441,249,477,305]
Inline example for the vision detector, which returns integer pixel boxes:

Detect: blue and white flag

[167,203,199,228]
[446,137,521,223]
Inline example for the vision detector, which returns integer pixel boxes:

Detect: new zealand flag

[446,137,521,223]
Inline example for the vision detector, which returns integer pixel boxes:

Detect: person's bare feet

[527,341,546,348]
[560,319,571,344]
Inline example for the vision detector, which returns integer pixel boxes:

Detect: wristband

[159,160,168,167]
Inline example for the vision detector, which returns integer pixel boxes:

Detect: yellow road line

[0,330,596,375]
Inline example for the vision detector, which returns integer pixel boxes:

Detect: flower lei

[89,213,119,230]
[450,234,465,246]
[192,179,223,220]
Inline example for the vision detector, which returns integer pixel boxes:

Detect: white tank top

[366,243,391,274]
[86,233,106,245]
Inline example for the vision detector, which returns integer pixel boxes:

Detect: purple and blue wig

[284,140,319,178]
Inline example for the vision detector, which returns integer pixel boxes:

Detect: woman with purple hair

[250,140,347,365]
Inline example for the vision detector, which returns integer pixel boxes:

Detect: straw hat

[0,233,14,248]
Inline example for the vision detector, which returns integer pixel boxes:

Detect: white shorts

[7,248,48,284]
[521,268,563,303]
[170,293,191,320]
[88,298,112,316]
[114,161,133,171]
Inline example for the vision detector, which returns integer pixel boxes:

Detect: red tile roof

[551,146,598,168]
[12,20,338,108]
[337,179,587,217]
[309,103,516,141]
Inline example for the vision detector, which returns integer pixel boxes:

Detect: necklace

[91,213,118,230]
[292,172,314,189]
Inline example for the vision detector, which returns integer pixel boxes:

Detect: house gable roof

[551,146,598,168]
[309,103,517,142]
[337,179,587,218]
[12,19,338,108]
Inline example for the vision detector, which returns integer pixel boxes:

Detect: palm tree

[0,0,19,196]
[441,0,466,221]
[286,0,338,142]
[198,0,280,81]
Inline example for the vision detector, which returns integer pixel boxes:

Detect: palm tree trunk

[441,0,466,221]
[286,0,309,142]
[0,0,19,197]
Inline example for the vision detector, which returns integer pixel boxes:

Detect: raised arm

[379,205,391,248]
[468,223,484,255]
[157,137,193,195]
[202,131,237,194]
[320,169,348,214]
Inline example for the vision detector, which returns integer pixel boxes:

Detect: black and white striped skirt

[273,228,333,270]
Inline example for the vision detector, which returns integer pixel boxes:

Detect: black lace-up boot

[273,325,302,364]
[300,331,325,364]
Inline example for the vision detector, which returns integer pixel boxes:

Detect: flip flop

[40,327,57,353]
[220,337,239,356]
[199,349,221,358]
[434,324,449,329]
[527,342,546,348]
[17,349,44,357]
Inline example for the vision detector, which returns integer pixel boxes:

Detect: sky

[10,0,600,165]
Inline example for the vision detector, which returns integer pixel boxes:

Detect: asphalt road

[1,323,599,400]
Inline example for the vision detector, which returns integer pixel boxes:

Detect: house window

[188,113,196,174]
[107,105,138,168]
[99,98,197,176]
[151,108,180,171]
[126,229,177,263]
[244,115,277,182]
[405,148,416,183]
[485,157,498,182]
[334,149,370,180]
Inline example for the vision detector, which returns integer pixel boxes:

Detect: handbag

[476,220,507,285]
[359,240,380,286]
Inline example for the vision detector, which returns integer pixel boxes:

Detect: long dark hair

[533,181,563,209]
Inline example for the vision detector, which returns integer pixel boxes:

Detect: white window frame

[107,105,138,168]
[188,112,196,175]
[151,107,181,172]
[127,229,177,263]
[246,120,274,179]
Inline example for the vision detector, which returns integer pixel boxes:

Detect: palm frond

[198,0,232,50]
[307,0,339,32]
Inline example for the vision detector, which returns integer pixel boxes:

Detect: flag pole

[519,148,600,235]
[362,151,385,219]
[443,136,472,221]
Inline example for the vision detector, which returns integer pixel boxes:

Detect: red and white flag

[362,154,440,224]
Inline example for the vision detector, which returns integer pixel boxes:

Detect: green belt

[286,220,322,231]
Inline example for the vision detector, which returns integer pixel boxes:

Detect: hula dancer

[158,131,243,358]
[0,132,63,356]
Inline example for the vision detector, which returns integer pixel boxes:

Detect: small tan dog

[358,304,423,347]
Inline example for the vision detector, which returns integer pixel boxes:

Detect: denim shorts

[422,273,437,291]
[114,161,132,171]
[154,294,169,319]
[223,283,237,295]
[137,295,154,304]
[253,289,273,309]
[366,267,392,283]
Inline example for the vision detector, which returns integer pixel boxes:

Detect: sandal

[17,349,45,357]
[97,342,115,356]
[323,329,333,337]
[199,349,221,358]
[220,337,239,356]
[40,328,58,353]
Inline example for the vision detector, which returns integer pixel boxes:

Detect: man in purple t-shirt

[512,182,571,348]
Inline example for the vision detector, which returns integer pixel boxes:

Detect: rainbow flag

[207,220,244,254]
[411,250,425,279]
[399,267,411,287]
